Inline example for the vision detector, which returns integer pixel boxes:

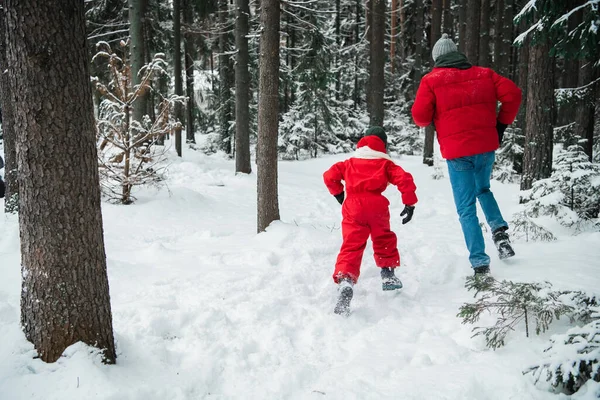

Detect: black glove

[496,121,508,145]
[400,205,415,224]
[334,192,345,205]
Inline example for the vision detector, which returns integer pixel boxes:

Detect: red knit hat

[357,135,387,153]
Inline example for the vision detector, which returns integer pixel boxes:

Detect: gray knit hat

[432,33,458,62]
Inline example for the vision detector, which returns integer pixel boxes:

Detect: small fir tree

[93,41,183,204]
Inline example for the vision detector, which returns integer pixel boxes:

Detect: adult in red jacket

[323,127,417,315]
[411,34,522,275]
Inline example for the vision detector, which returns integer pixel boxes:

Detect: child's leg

[370,208,400,268]
[333,217,370,283]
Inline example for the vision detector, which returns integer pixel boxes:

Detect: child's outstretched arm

[323,161,346,204]
[386,162,417,206]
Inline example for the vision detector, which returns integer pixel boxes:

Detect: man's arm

[492,71,522,125]
[411,78,436,127]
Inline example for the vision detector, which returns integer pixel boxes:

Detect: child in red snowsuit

[323,127,417,314]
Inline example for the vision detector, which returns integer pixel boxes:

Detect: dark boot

[473,265,490,276]
[493,227,515,260]
[381,267,403,291]
[334,277,354,316]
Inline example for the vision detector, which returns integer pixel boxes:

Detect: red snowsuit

[323,136,418,284]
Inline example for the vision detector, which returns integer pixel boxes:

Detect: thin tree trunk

[0,2,17,213]
[366,0,372,117]
[442,0,452,36]
[521,41,554,191]
[335,0,341,97]
[478,0,491,67]
[219,0,233,155]
[5,0,116,363]
[354,0,361,107]
[257,0,280,233]
[129,0,148,123]
[575,59,596,161]
[235,0,251,174]
[183,0,195,144]
[414,0,424,94]
[465,0,480,63]
[391,0,397,74]
[399,0,406,63]
[493,0,504,68]
[458,0,467,52]
[424,0,442,166]
[370,0,385,126]
[173,0,183,156]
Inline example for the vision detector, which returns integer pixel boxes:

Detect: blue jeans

[447,151,507,268]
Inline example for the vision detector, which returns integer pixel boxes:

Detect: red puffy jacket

[411,66,522,160]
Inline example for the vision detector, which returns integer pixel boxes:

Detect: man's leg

[447,157,490,268]
[474,151,508,232]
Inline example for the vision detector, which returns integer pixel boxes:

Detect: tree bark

[257,0,280,233]
[414,0,424,94]
[183,0,195,144]
[458,0,467,52]
[335,0,341,96]
[354,0,361,107]
[366,0,372,117]
[424,0,442,166]
[575,59,596,161]
[235,0,251,174]
[173,0,183,156]
[0,2,17,213]
[219,0,233,155]
[129,0,148,123]
[391,0,397,74]
[442,0,453,36]
[465,0,480,63]
[478,0,491,67]
[399,0,406,63]
[369,0,385,126]
[520,41,555,191]
[5,0,116,363]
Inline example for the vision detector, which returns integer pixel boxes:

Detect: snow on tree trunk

[521,40,555,191]
[257,0,281,233]
[235,0,251,174]
[5,0,116,363]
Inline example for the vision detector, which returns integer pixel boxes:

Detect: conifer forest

[0,0,599,399]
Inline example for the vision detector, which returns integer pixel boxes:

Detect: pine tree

[6,0,116,363]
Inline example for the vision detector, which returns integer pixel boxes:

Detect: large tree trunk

[520,41,555,191]
[493,0,513,77]
[183,0,195,144]
[173,0,183,156]
[129,0,148,123]
[465,0,480,63]
[0,2,17,213]
[257,0,280,233]
[218,0,233,155]
[399,0,405,63]
[369,0,385,126]
[478,0,491,67]
[235,0,251,174]
[575,59,596,161]
[5,0,116,363]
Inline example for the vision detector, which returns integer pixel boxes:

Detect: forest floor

[1,143,599,399]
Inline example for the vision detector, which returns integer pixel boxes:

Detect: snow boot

[473,265,490,276]
[381,267,403,291]
[334,277,354,316]
[493,227,515,260]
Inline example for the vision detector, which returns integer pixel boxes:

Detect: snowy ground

[1,144,599,400]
